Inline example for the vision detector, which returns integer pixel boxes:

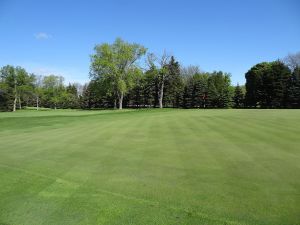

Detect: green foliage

[80,79,112,108]
[90,38,147,109]
[0,65,35,111]
[207,71,232,108]
[245,61,292,108]
[233,84,245,108]
[182,72,209,108]
[287,66,300,108]
[164,56,184,107]
[0,89,13,111]
[41,75,65,109]
[0,67,84,111]
[1,40,298,110]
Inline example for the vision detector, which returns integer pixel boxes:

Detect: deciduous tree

[90,38,147,109]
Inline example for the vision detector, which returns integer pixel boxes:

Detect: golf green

[0,109,299,225]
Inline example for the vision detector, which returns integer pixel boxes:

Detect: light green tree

[0,65,32,111]
[90,38,147,109]
[42,75,64,109]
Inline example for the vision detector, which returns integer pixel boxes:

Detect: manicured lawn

[0,109,299,225]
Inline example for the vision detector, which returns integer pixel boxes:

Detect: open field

[0,109,299,225]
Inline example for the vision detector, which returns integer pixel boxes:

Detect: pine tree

[164,56,183,107]
[270,61,291,108]
[207,71,231,108]
[245,61,292,108]
[287,66,300,108]
[233,84,244,108]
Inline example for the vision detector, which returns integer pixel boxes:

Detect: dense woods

[1,39,300,111]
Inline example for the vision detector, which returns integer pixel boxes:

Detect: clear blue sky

[1,0,299,85]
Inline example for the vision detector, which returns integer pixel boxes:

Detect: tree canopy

[90,38,147,109]
[1,40,299,111]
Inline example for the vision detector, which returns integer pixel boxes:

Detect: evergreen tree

[0,89,13,111]
[269,61,291,108]
[207,71,231,108]
[125,69,144,108]
[245,61,291,108]
[287,66,300,108]
[233,84,244,108]
[144,66,159,107]
[193,73,209,108]
[245,62,268,107]
[164,56,183,108]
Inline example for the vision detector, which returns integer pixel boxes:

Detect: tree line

[1,38,299,111]
[0,67,81,111]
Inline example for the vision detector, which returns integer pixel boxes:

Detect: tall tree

[245,62,269,107]
[245,61,291,108]
[0,82,13,111]
[164,56,183,107]
[233,84,245,108]
[146,51,171,108]
[207,71,232,108]
[17,72,35,109]
[182,73,208,108]
[287,66,300,108]
[125,68,144,108]
[0,65,32,111]
[268,61,291,108]
[42,75,64,109]
[34,75,44,110]
[90,38,147,109]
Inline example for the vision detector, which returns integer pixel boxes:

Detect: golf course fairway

[0,109,299,225]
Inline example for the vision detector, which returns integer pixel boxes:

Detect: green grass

[0,109,299,225]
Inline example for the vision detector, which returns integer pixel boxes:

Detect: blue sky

[0,0,299,85]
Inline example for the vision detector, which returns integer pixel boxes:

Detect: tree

[42,75,64,109]
[268,61,291,108]
[233,84,244,108]
[245,61,291,108]
[182,72,208,108]
[164,56,183,108]
[283,52,300,71]
[180,65,201,78]
[207,71,232,108]
[90,38,147,109]
[17,72,35,109]
[0,65,32,111]
[125,68,144,108]
[0,83,13,111]
[63,83,80,108]
[0,65,18,111]
[80,79,113,109]
[34,75,44,110]
[245,62,269,107]
[144,64,159,107]
[287,66,300,108]
[146,51,171,108]
[66,83,78,96]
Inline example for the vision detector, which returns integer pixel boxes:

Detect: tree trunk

[13,81,17,112]
[114,99,117,109]
[13,97,17,112]
[158,83,164,108]
[36,96,39,110]
[118,93,123,110]
[18,96,22,109]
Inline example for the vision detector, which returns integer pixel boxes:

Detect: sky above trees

[0,0,299,85]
